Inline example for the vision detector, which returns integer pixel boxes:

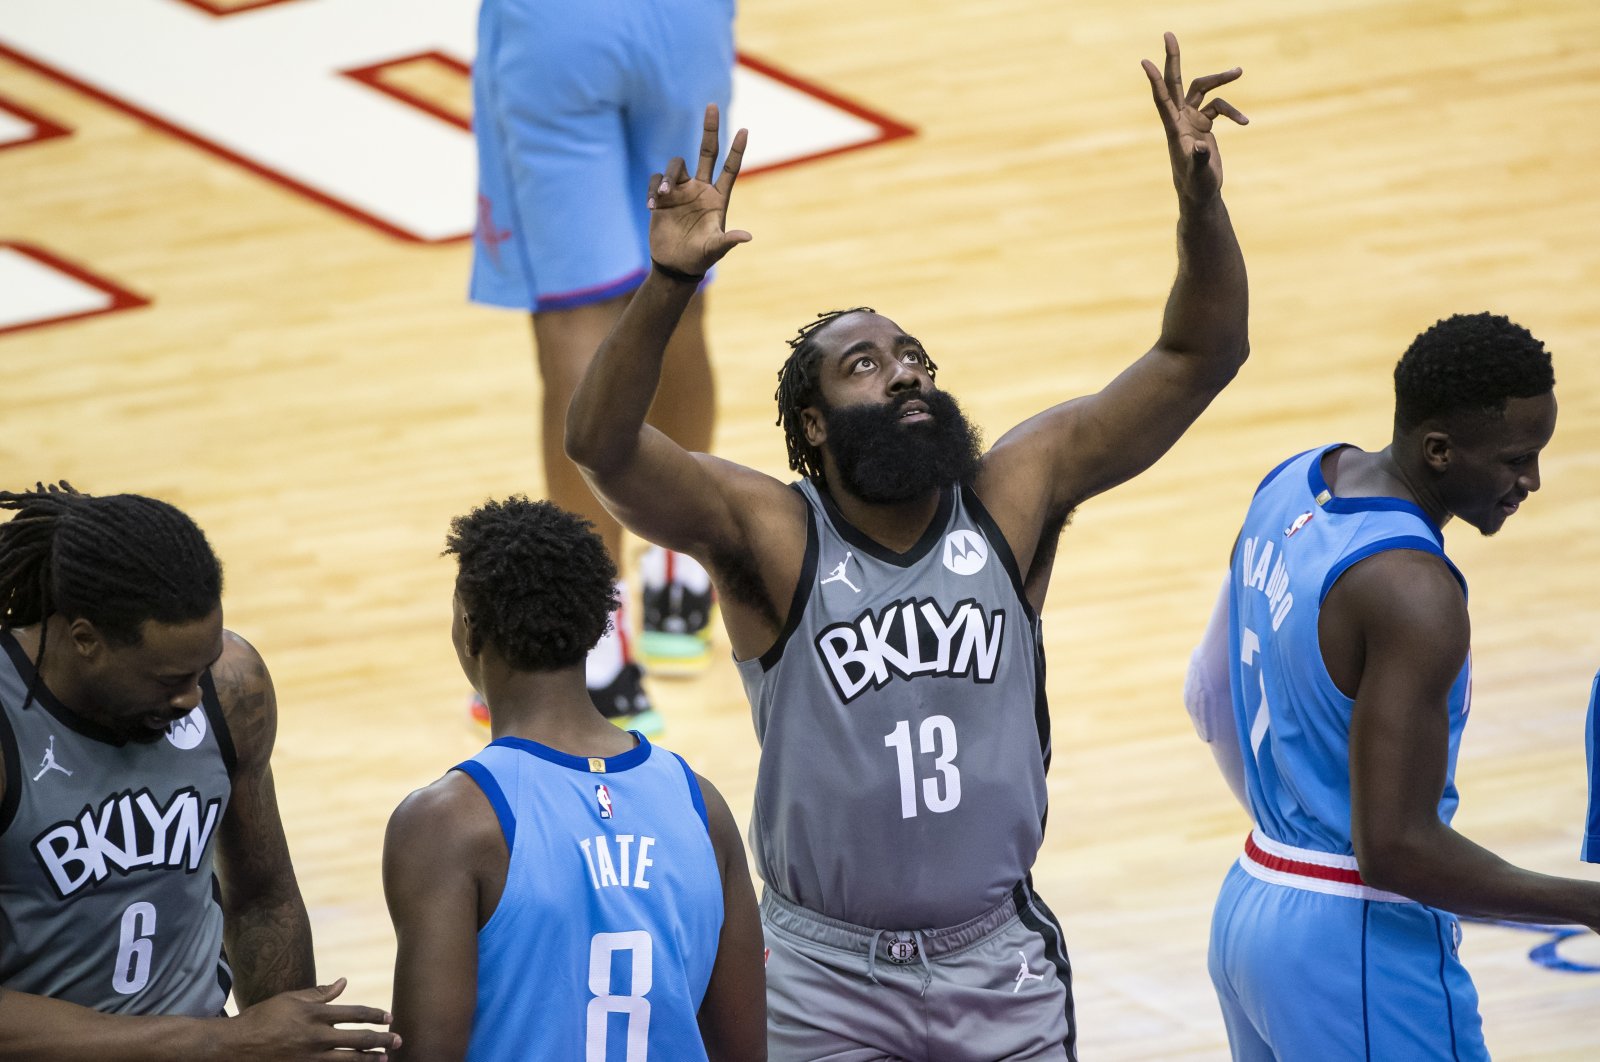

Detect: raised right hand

[224,978,399,1059]
[647,103,752,279]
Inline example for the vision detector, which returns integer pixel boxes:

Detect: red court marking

[169,0,306,16]
[0,40,432,243]
[339,49,918,178]
[733,51,917,176]
[0,91,70,151]
[0,241,150,338]
[0,41,915,242]
[341,51,472,132]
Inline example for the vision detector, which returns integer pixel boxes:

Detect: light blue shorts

[1210,858,1488,1061]
[470,0,735,311]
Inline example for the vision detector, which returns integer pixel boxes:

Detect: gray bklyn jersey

[0,632,234,1016]
[738,480,1050,929]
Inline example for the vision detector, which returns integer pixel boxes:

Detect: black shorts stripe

[1013,878,1078,1061]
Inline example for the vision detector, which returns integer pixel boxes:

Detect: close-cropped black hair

[774,307,941,480]
[444,496,618,672]
[1394,313,1554,433]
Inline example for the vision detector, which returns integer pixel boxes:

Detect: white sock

[585,582,630,689]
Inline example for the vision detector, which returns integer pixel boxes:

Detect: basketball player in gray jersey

[0,484,398,1060]
[568,34,1249,1060]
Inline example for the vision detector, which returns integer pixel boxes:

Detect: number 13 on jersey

[884,715,962,818]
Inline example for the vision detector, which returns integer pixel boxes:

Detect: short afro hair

[1394,313,1554,433]
[444,496,619,672]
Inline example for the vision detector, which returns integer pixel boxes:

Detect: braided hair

[773,308,942,480]
[0,482,223,706]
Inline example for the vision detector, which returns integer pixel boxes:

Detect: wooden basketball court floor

[4,0,1600,1055]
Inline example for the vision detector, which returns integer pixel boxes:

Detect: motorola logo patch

[166,706,207,750]
[942,530,987,576]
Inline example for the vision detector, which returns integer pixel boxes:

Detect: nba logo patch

[1284,511,1315,538]
[596,784,614,819]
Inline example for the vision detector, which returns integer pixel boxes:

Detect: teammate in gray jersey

[567,33,1249,1060]
[0,483,399,1060]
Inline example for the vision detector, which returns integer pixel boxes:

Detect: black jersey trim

[0,630,130,745]
[0,697,20,836]
[200,669,237,779]
[959,483,1035,623]
[212,875,235,1010]
[756,485,820,672]
[810,479,954,568]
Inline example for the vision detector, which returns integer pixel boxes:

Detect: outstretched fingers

[1161,31,1183,109]
[714,126,748,198]
[1142,58,1180,132]
[1201,97,1249,126]
[695,104,722,183]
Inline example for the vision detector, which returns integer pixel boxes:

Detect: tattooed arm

[0,630,398,1060]
[210,631,314,1003]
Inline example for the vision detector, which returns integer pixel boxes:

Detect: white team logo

[32,735,71,781]
[821,551,861,593]
[942,530,987,576]
[596,784,614,819]
[1013,950,1043,992]
[165,706,207,750]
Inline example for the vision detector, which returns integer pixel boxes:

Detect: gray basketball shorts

[761,883,1077,1062]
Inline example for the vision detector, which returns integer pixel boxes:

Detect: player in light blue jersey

[469,0,738,730]
[383,497,764,1062]
[1185,313,1600,1060]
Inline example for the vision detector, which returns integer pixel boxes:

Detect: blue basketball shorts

[1209,832,1488,1061]
[469,0,735,312]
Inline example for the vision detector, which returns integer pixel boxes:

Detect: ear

[460,610,483,658]
[801,406,826,448]
[1420,430,1452,473]
[67,617,104,660]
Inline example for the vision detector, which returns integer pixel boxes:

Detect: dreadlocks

[774,308,942,480]
[0,482,223,643]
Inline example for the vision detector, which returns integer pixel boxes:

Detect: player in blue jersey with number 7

[1185,313,1600,1060]
[382,497,764,1061]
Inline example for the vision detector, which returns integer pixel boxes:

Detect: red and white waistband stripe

[1239,828,1412,903]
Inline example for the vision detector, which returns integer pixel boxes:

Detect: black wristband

[651,259,706,285]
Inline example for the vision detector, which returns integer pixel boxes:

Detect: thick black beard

[822,390,983,504]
